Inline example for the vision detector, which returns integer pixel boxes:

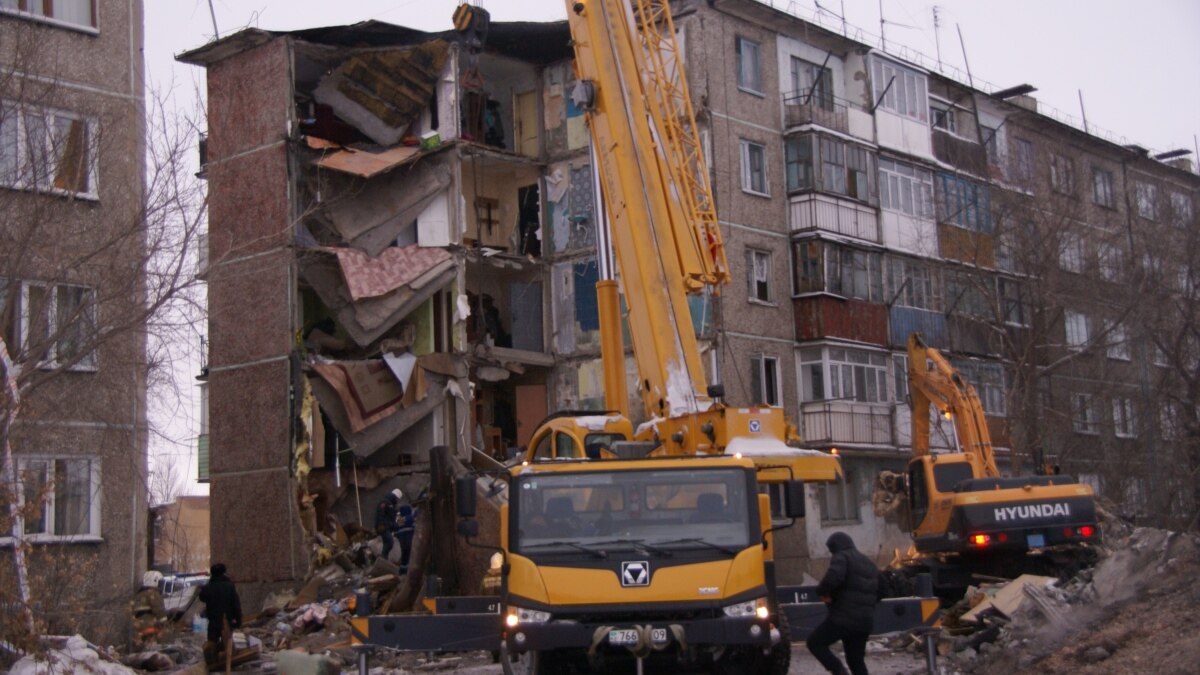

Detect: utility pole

[932,6,943,70]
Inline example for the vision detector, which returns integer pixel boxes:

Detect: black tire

[767,612,792,675]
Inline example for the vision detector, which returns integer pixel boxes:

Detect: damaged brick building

[180,0,1199,603]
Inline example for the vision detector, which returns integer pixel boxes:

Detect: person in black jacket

[807,532,880,675]
[198,563,242,658]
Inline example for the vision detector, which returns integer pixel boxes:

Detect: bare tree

[1,17,207,644]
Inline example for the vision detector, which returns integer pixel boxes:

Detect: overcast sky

[147,0,1200,495]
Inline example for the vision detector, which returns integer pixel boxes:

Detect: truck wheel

[766,613,792,675]
[502,649,561,675]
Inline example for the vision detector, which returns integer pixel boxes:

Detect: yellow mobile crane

[883,333,1101,596]
[351,3,938,672]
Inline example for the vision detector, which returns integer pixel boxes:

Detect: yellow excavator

[879,333,1101,596]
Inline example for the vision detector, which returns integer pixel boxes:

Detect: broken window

[740,139,766,194]
[0,101,95,196]
[749,354,780,406]
[745,248,771,303]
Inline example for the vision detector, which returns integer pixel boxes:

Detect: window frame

[1058,232,1085,273]
[1170,191,1194,226]
[1112,397,1137,438]
[886,256,941,311]
[1097,242,1124,282]
[0,0,98,32]
[735,36,763,95]
[789,57,834,110]
[1064,311,1089,350]
[1092,167,1114,208]
[799,346,890,404]
[739,139,768,195]
[17,280,98,371]
[870,57,928,123]
[879,157,934,219]
[745,248,773,304]
[1012,137,1034,185]
[1135,181,1159,221]
[0,100,99,198]
[1104,320,1130,361]
[1,456,102,543]
[818,470,861,525]
[953,359,1007,416]
[1072,393,1099,435]
[1049,153,1075,195]
[935,173,992,232]
[750,353,781,407]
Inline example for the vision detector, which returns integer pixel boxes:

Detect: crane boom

[907,333,1001,479]
[568,0,717,419]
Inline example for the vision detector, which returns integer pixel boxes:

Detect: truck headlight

[505,606,552,626]
[723,596,769,619]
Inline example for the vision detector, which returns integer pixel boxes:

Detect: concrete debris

[9,635,137,675]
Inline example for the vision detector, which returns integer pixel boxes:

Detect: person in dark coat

[375,488,403,562]
[198,563,242,654]
[806,532,880,675]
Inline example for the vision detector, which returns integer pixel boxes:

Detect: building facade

[1,0,148,643]
[180,0,1198,597]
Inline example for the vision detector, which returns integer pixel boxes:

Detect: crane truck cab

[499,455,802,674]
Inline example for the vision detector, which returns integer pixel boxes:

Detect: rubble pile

[921,522,1200,675]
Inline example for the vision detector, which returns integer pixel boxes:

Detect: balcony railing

[783,90,849,134]
[800,400,894,447]
[788,193,880,242]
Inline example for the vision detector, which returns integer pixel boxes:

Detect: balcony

[788,194,879,242]
[800,400,894,447]
[932,130,988,177]
[784,91,849,135]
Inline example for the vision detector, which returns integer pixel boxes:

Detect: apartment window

[789,57,833,110]
[1136,182,1158,220]
[18,282,97,370]
[736,37,762,94]
[750,354,781,406]
[9,457,101,540]
[1050,153,1074,194]
[886,257,940,311]
[930,101,957,134]
[1065,311,1089,350]
[785,137,813,191]
[1092,167,1114,208]
[954,360,1007,416]
[1113,397,1137,438]
[892,354,909,403]
[0,101,96,196]
[998,278,1027,327]
[740,140,767,194]
[981,124,1000,165]
[746,248,772,303]
[870,57,928,122]
[1153,341,1170,367]
[1012,138,1034,185]
[0,0,95,29]
[799,347,889,403]
[1104,320,1130,360]
[1170,191,1194,225]
[819,471,860,524]
[1160,401,1181,441]
[879,158,933,219]
[1058,232,1085,273]
[944,271,989,318]
[1072,393,1099,434]
[1097,242,1124,282]
[936,173,991,232]
[793,241,883,302]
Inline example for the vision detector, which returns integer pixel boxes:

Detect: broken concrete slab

[332,245,453,302]
[300,254,456,347]
[961,574,1056,623]
[309,359,405,433]
[313,41,450,146]
[309,374,446,457]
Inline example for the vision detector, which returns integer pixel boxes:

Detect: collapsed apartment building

[176,17,634,603]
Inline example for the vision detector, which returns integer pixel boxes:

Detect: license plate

[609,629,638,646]
[1026,533,1046,548]
[650,628,668,644]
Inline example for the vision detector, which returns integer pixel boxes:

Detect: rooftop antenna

[207,0,219,38]
[879,0,886,50]
[932,6,943,69]
[1077,90,1091,134]
[956,23,973,89]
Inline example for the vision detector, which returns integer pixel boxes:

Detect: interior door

[515,383,548,448]
[515,90,539,157]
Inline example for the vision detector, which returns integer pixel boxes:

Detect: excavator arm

[906,333,999,478]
